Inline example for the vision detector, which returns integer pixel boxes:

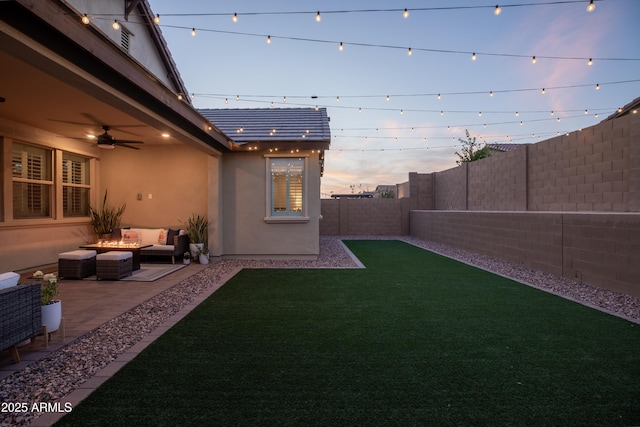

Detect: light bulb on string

[541,88,546,95]
[403,8,409,18]
[437,94,441,100]
[82,14,90,25]
[587,0,595,12]
[336,96,340,102]
[588,58,593,66]
[153,14,160,24]
[584,109,588,114]
[112,20,120,30]
[489,91,494,97]
[225,98,228,104]
[267,35,271,44]
[532,56,537,64]
[472,52,477,61]
[283,96,287,103]
[494,5,502,15]
[316,11,321,22]
[408,47,412,56]
[191,28,196,37]
[386,95,390,102]
[236,95,240,101]
[339,42,343,51]
[515,111,519,117]
[232,13,238,23]
[596,83,600,90]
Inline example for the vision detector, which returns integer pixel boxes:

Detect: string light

[403,8,409,18]
[489,91,494,97]
[588,58,593,66]
[336,96,340,102]
[595,83,600,90]
[408,47,412,56]
[81,14,90,25]
[386,95,390,102]
[339,42,344,51]
[494,5,502,15]
[191,27,196,36]
[153,14,160,24]
[586,0,595,12]
[236,95,240,101]
[316,11,321,22]
[541,88,546,94]
[112,20,120,30]
[267,35,271,44]
[437,94,441,100]
[532,56,537,64]
[515,111,519,117]
[472,52,477,61]
[232,12,238,22]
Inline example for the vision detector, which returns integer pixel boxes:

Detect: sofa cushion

[0,272,20,290]
[121,229,140,242]
[143,244,174,252]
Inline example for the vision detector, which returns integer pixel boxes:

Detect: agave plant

[183,213,208,244]
[89,189,126,238]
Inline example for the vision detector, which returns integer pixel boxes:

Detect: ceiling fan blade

[113,140,144,144]
[114,143,141,150]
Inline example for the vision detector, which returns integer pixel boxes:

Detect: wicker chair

[0,282,42,363]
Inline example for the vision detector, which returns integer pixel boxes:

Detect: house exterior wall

[98,144,212,231]
[0,120,98,272]
[221,151,322,259]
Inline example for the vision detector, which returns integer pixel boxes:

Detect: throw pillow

[166,228,180,245]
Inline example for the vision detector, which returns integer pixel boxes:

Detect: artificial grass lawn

[57,240,640,426]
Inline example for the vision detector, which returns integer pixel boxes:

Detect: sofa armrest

[0,282,42,351]
[173,233,190,256]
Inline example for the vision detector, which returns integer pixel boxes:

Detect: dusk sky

[149,0,640,196]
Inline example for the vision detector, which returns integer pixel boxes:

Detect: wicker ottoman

[96,251,133,280]
[58,250,97,279]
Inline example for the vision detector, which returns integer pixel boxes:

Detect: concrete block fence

[320,113,639,297]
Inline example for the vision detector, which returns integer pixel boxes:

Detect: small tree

[455,130,491,166]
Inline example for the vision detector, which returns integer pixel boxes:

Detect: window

[62,153,90,217]
[265,156,309,222]
[12,142,53,219]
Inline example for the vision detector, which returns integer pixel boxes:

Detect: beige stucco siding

[221,151,321,259]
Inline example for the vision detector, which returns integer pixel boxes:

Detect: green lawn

[56,240,640,426]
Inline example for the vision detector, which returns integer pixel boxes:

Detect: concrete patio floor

[0,262,210,379]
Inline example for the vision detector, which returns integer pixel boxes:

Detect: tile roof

[486,143,525,152]
[198,108,331,145]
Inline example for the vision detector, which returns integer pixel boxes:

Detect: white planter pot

[199,253,210,265]
[183,258,191,265]
[189,243,203,258]
[41,300,62,333]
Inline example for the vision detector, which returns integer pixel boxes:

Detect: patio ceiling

[0,1,233,155]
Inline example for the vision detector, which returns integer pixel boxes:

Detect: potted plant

[33,271,62,333]
[89,189,126,240]
[183,251,191,265]
[198,247,210,265]
[183,213,208,257]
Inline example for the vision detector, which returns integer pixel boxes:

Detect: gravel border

[1,236,638,426]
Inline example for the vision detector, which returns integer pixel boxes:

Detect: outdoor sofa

[0,275,42,363]
[116,228,190,264]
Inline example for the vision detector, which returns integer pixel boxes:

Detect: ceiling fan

[93,125,144,150]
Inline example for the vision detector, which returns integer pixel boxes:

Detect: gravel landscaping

[1,236,638,426]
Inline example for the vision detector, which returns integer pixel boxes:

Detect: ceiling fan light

[98,144,115,149]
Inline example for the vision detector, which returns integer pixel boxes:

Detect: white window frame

[264,154,309,223]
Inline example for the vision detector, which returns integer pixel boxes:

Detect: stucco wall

[221,151,322,259]
[99,144,211,231]
[410,210,640,297]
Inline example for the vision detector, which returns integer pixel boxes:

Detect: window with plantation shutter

[265,156,309,222]
[12,142,52,219]
[62,153,90,217]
